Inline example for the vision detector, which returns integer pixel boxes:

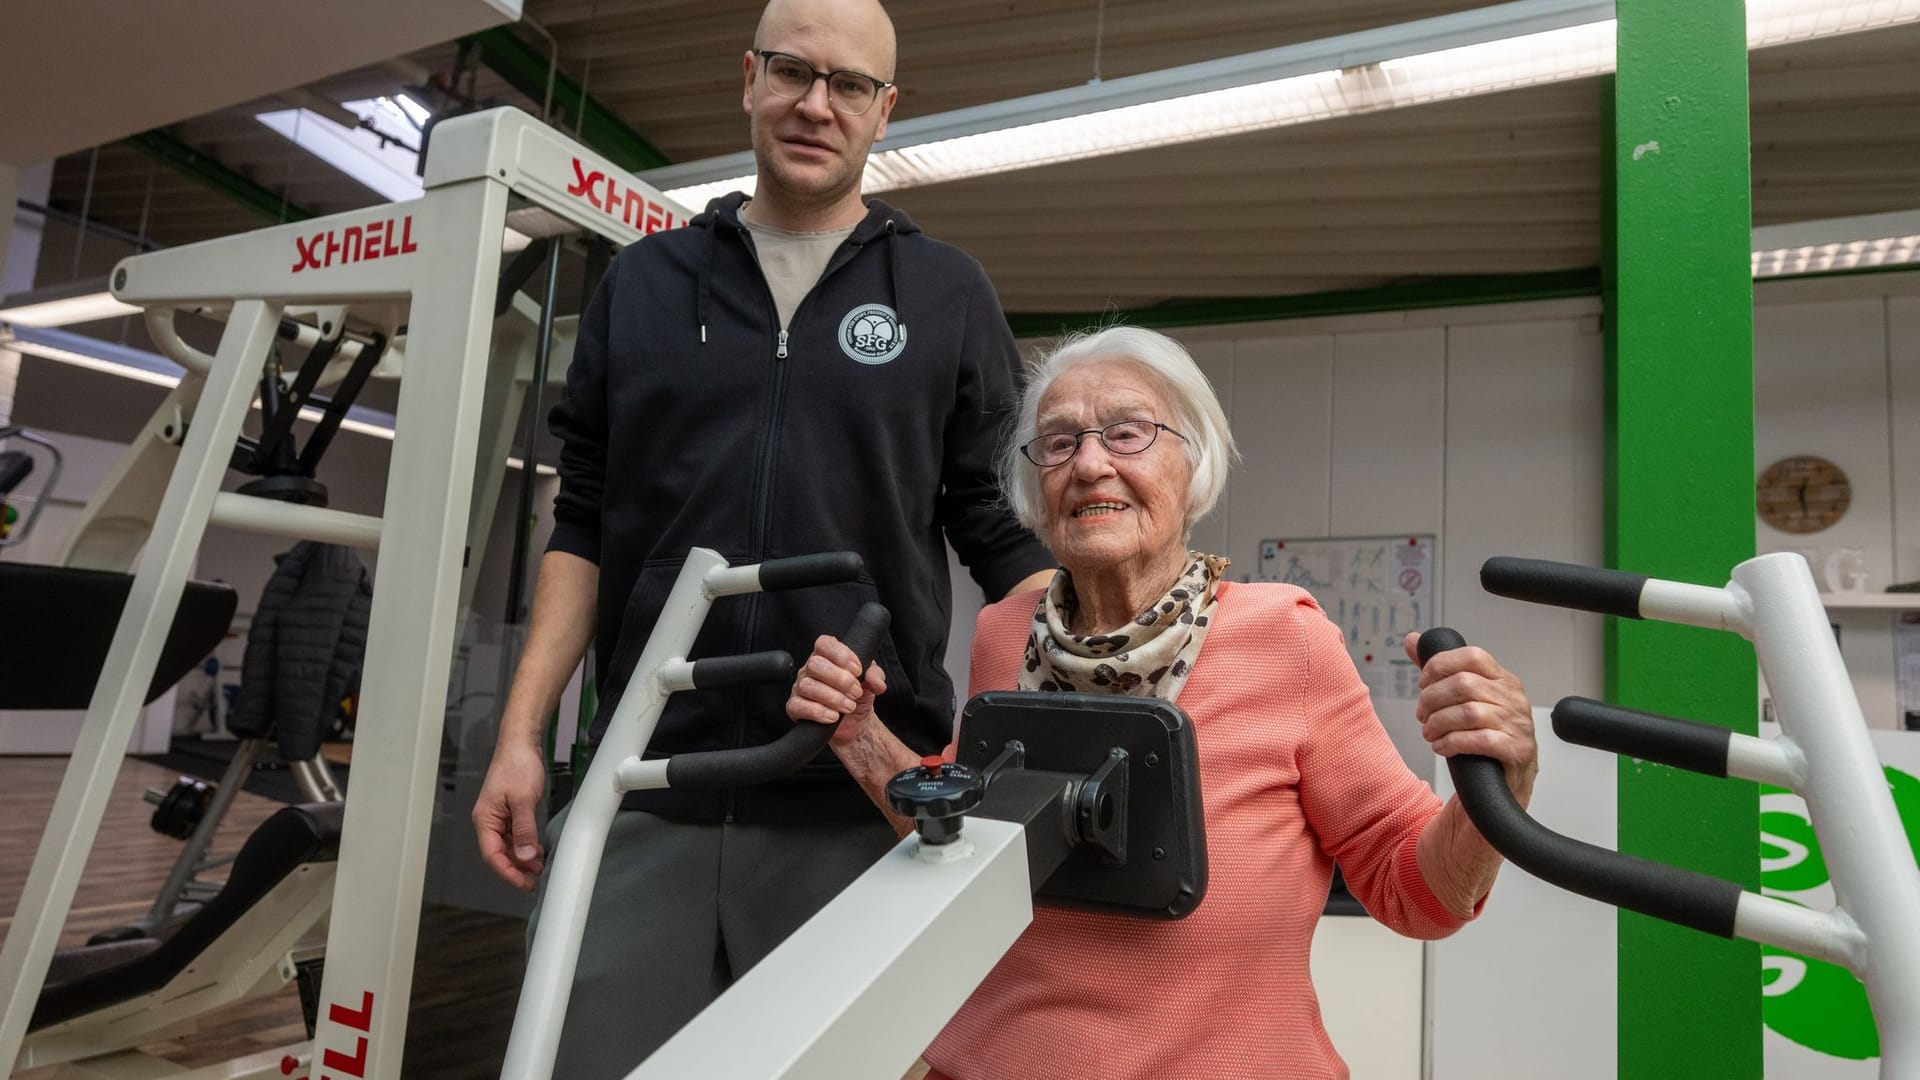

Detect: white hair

[1000,325,1238,535]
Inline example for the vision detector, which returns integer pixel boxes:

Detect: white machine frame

[502,549,1039,1080]
[1472,551,1920,1078]
[1635,553,1920,1075]
[515,549,1920,1080]
[0,107,690,1079]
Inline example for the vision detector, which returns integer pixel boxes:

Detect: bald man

[473,0,1054,1072]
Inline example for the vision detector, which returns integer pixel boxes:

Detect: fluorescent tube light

[1751,234,1920,277]
[2,325,182,387]
[661,176,755,211]
[651,0,1920,200]
[0,279,141,328]
[1752,210,1920,277]
[1747,0,1920,46]
[0,326,556,472]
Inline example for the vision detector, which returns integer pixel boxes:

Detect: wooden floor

[0,754,525,1078]
[1,755,932,1079]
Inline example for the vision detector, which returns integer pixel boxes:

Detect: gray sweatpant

[526,806,901,1079]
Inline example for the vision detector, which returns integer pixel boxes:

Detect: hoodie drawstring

[696,216,718,345]
[884,218,906,339]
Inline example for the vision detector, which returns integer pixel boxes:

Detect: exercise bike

[1422,551,1920,1079]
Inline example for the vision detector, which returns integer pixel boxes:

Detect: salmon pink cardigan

[924,581,1474,1080]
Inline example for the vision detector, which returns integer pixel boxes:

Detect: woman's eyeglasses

[1020,420,1187,467]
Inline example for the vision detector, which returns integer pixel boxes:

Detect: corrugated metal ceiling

[30,2,1920,313]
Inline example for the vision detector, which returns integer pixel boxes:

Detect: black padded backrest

[0,451,32,496]
[0,564,237,709]
[30,802,344,1032]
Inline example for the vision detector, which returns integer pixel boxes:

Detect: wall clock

[1757,454,1850,534]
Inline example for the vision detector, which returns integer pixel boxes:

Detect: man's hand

[473,739,550,891]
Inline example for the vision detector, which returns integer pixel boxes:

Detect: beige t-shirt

[740,211,858,331]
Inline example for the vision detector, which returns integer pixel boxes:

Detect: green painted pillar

[1604,3,1761,1077]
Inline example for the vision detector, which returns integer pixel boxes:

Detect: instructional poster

[1257,535,1437,700]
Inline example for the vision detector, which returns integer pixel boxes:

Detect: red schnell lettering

[566,157,596,197]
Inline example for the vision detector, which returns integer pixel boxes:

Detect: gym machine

[502,547,1208,1080]
[1427,551,1920,1079]
[0,107,692,1078]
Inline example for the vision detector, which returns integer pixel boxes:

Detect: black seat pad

[30,802,344,1032]
[0,564,236,709]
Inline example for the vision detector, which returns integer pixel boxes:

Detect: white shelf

[1820,592,1920,610]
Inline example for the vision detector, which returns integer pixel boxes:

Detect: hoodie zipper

[744,233,866,566]
[732,219,871,819]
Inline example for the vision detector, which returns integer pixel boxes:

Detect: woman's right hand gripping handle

[665,602,892,790]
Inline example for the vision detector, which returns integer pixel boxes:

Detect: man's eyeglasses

[755,50,894,116]
[1020,420,1187,468]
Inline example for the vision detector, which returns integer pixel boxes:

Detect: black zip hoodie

[547,193,1054,823]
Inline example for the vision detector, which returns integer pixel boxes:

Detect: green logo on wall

[1759,766,1920,1060]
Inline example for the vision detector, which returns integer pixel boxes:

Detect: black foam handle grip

[1552,697,1733,778]
[758,552,865,592]
[1415,626,1467,663]
[1417,627,1744,939]
[688,651,795,690]
[1480,557,1648,620]
[667,603,892,790]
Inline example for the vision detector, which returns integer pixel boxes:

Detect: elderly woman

[787,325,1538,1080]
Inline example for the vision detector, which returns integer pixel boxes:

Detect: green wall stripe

[1610,4,1761,1077]
[463,28,671,172]
[123,129,315,224]
[1004,269,1601,338]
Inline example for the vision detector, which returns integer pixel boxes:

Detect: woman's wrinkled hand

[1401,633,1538,806]
[786,633,888,750]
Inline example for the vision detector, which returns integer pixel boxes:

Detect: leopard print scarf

[1019,551,1229,703]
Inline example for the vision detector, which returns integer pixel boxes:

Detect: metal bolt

[975,740,988,753]
[113,268,126,290]
[1145,752,1160,768]
[1152,847,1166,861]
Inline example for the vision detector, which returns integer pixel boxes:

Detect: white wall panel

[1890,298,1920,586]
[1329,328,1446,538]
[1754,299,1896,588]
[1755,299,1900,727]
[1444,317,1606,707]
[1222,333,1335,574]
[1428,707,1617,1080]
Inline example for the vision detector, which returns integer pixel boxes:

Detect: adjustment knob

[885,756,983,845]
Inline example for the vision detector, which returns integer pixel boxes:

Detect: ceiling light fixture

[1751,210,1920,278]
[0,278,141,328]
[0,325,555,472]
[649,0,1920,202]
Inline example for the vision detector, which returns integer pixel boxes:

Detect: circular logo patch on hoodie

[838,303,907,365]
